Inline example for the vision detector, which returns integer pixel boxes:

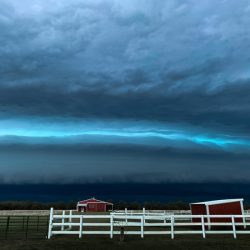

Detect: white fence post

[79,216,83,238]
[69,210,72,230]
[171,215,174,239]
[207,214,211,230]
[240,201,246,229]
[48,207,54,239]
[110,214,113,239]
[61,210,65,231]
[243,216,247,229]
[141,216,144,238]
[232,216,236,239]
[201,215,206,239]
[125,208,127,223]
[143,207,145,224]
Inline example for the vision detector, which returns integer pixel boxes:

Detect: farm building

[190,198,245,229]
[77,197,113,212]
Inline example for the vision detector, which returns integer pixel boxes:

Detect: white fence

[48,208,250,239]
[111,208,191,221]
[113,208,191,215]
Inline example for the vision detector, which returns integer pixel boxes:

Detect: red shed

[190,199,245,229]
[77,197,113,212]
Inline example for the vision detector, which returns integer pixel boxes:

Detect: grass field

[1,235,250,250]
[1,213,250,250]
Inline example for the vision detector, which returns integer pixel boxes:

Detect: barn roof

[190,198,243,206]
[77,197,113,205]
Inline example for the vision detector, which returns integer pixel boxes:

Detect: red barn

[77,197,113,212]
[190,199,245,229]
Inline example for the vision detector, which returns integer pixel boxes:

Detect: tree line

[0,201,190,210]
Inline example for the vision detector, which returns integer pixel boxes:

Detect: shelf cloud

[1,0,250,183]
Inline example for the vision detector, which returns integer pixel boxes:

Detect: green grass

[1,235,250,250]
[1,214,250,250]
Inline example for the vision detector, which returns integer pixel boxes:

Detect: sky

[0,0,250,184]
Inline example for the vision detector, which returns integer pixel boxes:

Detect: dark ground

[1,235,250,250]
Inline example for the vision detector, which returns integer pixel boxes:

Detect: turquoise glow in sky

[0,119,249,149]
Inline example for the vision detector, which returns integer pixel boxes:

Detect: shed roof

[190,198,243,206]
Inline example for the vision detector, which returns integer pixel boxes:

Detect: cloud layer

[0,0,250,183]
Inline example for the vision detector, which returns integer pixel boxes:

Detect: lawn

[1,235,250,250]
[1,213,250,250]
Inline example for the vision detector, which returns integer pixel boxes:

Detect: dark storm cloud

[0,0,250,135]
[0,78,250,135]
[1,143,250,184]
[1,0,250,183]
[1,0,250,89]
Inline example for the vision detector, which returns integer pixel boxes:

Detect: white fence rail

[114,209,250,215]
[48,208,250,239]
[113,208,191,215]
[112,208,191,221]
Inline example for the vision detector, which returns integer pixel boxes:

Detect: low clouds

[0,0,250,183]
[1,143,250,184]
